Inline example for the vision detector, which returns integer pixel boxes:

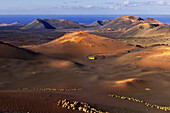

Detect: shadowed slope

[42,19,84,29]
[0,42,40,60]
[89,20,104,27]
[37,19,56,29]
[22,19,84,30]
[31,31,135,58]
[21,19,55,30]
[21,19,47,30]
[89,19,112,27]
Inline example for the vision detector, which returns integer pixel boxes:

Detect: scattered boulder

[57,99,109,113]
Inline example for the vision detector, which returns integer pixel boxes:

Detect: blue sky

[0,0,170,14]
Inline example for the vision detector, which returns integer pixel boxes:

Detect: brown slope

[0,42,40,60]
[116,45,170,69]
[21,19,84,30]
[144,18,164,25]
[101,16,144,31]
[31,31,135,58]
[136,46,170,69]
[119,23,170,37]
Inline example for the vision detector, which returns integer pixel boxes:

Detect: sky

[0,0,170,15]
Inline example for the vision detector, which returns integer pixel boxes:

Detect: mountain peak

[56,31,89,43]
[31,31,135,58]
[89,19,111,27]
[115,16,144,21]
[11,21,24,25]
[144,18,164,25]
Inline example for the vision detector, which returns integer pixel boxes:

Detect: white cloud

[141,0,170,6]
[156,1,170,5]
[106,0,170,7]
[157,1,165,5]
[2,0,170,13]
[54,5,101,9]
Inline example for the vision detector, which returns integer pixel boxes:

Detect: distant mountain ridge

[21,19,85,30]
[0,22,24,27]
[101,16,166,30]
[100,16,169,37]
[5,16,169,38]
[88,19,112,27]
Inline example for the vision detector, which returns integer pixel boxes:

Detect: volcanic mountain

[31,31,135,58]
[89,19,112,27]
[21,19,85,30]
[101,16,169,37]
[101,16,144,31]
[0,22,24,28]
[119,23,170,37]
[0,42,39,59]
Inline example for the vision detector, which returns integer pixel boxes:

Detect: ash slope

[31,31,135,58]
[0,41,40,60]
[116,45,170,69]
[21,19,85,30]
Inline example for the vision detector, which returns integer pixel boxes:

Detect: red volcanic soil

[0,50,170,113]
[30,31,135,58]
[0,30,170,113]
[0,91,83,113]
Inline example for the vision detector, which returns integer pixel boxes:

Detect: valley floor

[0,29,170,113]
[0,51,170,113]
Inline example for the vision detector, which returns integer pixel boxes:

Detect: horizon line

[0,14,170,15]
